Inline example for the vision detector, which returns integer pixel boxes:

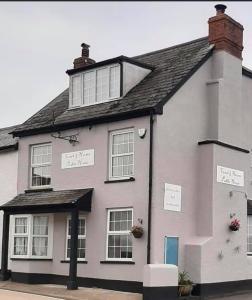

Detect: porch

[0,188,93,290]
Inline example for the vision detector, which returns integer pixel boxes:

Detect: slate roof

[1,188,93,212]
[13,37,214,137]
[0,125,19,151]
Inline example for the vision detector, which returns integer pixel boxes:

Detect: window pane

[33,216,48,235]
[15,218,28,234]
[32,145,52,165]
[78,219,85,236]
[109,66,120,98]
[31,144,52,187]
[107,209,133,260]
[111,131,134,178]
[32,166,51,187]
[14,237,28,255]
[71,75,82,106]
[67,238,71,258]
[83,71,96,105]
[96,68,109,102]
[107,234,132,259]
[32,237,48,256]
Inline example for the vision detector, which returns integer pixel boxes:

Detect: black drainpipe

[147,110,154,264]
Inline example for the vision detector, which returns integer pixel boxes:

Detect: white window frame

[109,128,134,180]
[70,74,83,107]
[69,64,121,108]
[11,214,54,259]
[106,208,133,261]
[30,143,52,189]
[248,215,252,254]
[65,216,86,261]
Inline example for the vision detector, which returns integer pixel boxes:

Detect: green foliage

[178,271,193,285]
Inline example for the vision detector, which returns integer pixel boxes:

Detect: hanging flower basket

[229,219,240,231]
[131,225,144,238]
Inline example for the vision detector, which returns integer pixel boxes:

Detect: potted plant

[229,218,240,231]
[178,271,193,297]
[131,225,144,238]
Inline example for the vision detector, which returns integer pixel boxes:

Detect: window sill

[247,253,252,256]
[60,260,87,264]
[25,188,53,193]
[104,177,135,184]
[11,258,53,261]
[100,260,135,264]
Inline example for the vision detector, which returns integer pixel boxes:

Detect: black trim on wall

[104,177,135,184]
[147,111,154,264]
[10,272,143,293]
[192,280,252,297]
[11,258,52,261]
[100,261,135,264]
[60,260,87,264]
[25,188,53,193]
[66,55,154,76]
[12,109,159,138]
[143,286,178,300]
[198,140,249,153]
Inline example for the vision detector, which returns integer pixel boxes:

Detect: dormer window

[67,45,153,109]
[69,64,121,108]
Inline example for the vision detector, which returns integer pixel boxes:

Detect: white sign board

[61,149,94,169]
[217,165,244,187]
[164,183,182,212]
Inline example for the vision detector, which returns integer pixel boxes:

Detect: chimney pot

[73,42,95,69]
[81,43,90,58]
[215,4,227,15]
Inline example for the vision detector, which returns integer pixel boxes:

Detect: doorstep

[0,280,142,300]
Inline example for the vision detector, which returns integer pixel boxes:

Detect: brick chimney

[208,4,244,59]
[73,43,95,69]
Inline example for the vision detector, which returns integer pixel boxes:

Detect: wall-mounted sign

[217,165,244,187]
[164,183,182,212]
[61,149,94,169]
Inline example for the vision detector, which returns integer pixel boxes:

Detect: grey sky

[0,1,252,128]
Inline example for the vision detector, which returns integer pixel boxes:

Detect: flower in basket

[131,225,144,238]
[229,218,240,231]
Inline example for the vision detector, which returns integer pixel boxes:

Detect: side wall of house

[152,50,252,286]
[10,117,150,283]
[151,56,211,269]
[0,150,18,265]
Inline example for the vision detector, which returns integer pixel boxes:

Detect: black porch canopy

[0,188,93,290]
[0,188,93,214]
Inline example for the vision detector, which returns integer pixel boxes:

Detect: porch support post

[0,211,10,281]
[67,207,79,290]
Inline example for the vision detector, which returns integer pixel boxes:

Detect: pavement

[0,289,63,300]
[207,293,252,300]
[0,281,142,300]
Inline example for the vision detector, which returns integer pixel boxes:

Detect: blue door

[164,237,178,265]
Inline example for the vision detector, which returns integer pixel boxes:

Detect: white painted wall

[0,150,18,265]
[123,62,151,96]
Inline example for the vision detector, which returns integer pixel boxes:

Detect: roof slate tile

[13,37,213,136]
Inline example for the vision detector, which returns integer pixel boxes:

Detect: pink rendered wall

[11,117,150,282]
[151,57,212,268]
